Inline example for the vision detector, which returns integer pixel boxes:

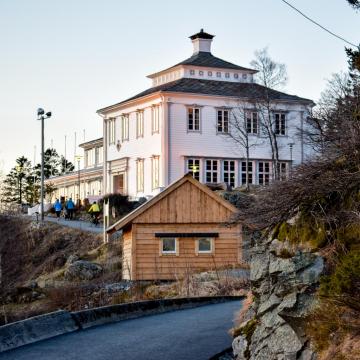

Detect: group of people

[53,198,101,225]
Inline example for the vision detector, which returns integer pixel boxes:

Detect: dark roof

[98,78,313,112]
[189,29,214,40]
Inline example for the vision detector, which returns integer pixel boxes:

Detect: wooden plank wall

[122,228,132,280]
[133,223,242,280]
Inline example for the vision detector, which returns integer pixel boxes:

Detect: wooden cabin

[107,174,242,280]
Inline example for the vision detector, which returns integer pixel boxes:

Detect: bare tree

[250,48,288,180]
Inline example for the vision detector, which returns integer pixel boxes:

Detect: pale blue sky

[0,0,359,172]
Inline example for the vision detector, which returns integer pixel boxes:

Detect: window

[225,72,230,78]
[136,158,144,192]
[96,146,103,165]
[187,107,200,131]
[188,159,200,181]
[234,73,239,79]
[246,112,258,135]
[85,148,95,167]
[109,118,116,145]
[152,105,160,134]
[199,70,203,76]
[241,161,253,185]
[152,156,160,189]
[206,159,218,183]
[136,111,144,138]
[196,238,213,254]
[121,115,129,141]
[223,160,235,187]
[190,69,195,75]
[208,71,212,77]
[217,109,229,133]
[274,113,286,135]
[242,74,248,80]
[277,162,288,181]
[216,72,221,78]
[161,238,177,254]
[258,161,271,185]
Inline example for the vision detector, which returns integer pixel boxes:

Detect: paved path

[44,216,103,234]
[0,300,241,360]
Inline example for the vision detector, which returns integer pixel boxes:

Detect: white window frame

[258,161,271,185]
[109,118,116,145]
[151,105,160,134]
[205,159,219,184]
[151,155,160,190]
[241,161,253,186]
[274,113,286,136]
[161,237,177,255]
[223,160,236,188]
[136,158,144,193]
[187,158,200,181]
[277,162,288,181]
[121,115,129,141]
[187,107,201,132]
[246,111,258,135]
[217,109,230,134]
[196,237,214,254]
[136,111,144,138]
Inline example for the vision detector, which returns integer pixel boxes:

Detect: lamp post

[37,108,52,222]
[75,155,82,206]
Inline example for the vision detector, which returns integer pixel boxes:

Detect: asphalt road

[44,216,103,233]
[0,300,242,360]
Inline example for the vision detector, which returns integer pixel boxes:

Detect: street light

[37,108,52,222]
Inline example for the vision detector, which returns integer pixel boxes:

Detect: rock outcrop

[232,237,324,360]
[64,260,103,281]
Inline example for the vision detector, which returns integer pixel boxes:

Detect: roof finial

[200,28,204,33]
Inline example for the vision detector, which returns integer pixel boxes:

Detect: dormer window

[234,73,239,79]
[225,72,230,78]
[199,70,204,76]
[216,72,221,78]
[190,69,195,75]
[208,71,212,77]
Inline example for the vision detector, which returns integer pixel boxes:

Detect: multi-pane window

[152,156,160,189]
[241,161,253,185]
[274,113,286,135]
[205,159,218,183]
[223,160,236,188]
[85,148,95,167]
[97,146,103,165]
[258,161,271,185]
[109,118,116,145]
[152,105,160,134]
[136,158,144,193]
[217,109,229,133]
[197,238,213,254]
[161,238,177,254]
[136,111,144,138]
[277,162,287,181]
[188,159,200,181]
[188,107,200,131]
[246,112,258,135]
[121,115,129,141]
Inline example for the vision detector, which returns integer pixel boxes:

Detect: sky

[0,0,359,173]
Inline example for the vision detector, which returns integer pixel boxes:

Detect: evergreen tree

[59,155,75,174]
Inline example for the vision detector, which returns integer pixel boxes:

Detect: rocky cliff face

[232,236,324,360]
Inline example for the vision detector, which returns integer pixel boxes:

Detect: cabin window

[136,111,144,138]
[197,238,213,254]
[187,107,200,131]
[152,105,160,134]
[161,238,177,254]
[246,112,258,135]
[121,115,129,141]
[258,161,271,185]
[241,161,253,185]
[205,159,218,183]
[136,158,144,193]
[152,156,160,189]
[217,109,229,133]
[223,160,235,187]
[274,113,286,135]
[188,159,200,181]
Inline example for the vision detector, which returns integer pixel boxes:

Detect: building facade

[98,30,314,199]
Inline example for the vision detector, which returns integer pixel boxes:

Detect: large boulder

[64,260,102,281]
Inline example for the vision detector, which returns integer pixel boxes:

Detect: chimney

[189,29,215,54]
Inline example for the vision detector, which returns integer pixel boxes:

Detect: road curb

[0,296,243,353]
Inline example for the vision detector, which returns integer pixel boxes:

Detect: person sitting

[88,201,100,225]
[65,197,75,220]
[53,199,62,220]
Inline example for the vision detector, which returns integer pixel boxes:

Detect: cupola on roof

[189,29,215,40]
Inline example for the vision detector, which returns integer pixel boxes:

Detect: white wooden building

[98,30,314,199]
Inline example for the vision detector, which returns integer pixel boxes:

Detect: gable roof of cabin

[97,78,314,113]
[107,173,238,234]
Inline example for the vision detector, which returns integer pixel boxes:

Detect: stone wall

[232,236,324,360]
